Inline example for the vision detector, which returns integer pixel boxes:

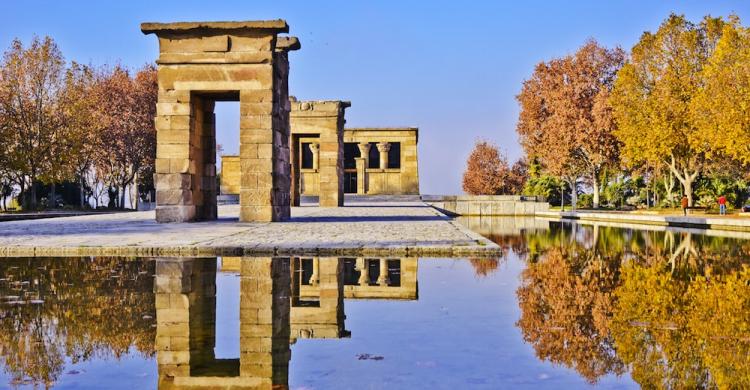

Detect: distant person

[718,195,727,215]
[681,195,689,216]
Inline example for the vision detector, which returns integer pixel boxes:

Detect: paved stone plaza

[0,200,499,257]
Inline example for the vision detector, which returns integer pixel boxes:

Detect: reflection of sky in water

[289,258,636,389]
[214,263,241,359]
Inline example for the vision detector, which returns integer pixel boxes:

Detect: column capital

[376,142,391,153]
[357,142,371,156]
[308,142,319,152]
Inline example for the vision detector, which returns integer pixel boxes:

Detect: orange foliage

[462,140,512,195]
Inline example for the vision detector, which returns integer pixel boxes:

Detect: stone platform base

[0,201,499,257]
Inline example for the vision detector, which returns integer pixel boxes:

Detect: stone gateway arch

[142,20,299,222]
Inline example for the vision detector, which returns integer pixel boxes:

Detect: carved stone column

[357,143,371,167]
[355,158,366,195]
[310,257,319,286]
[356,258,369,286]
[377,258,389,286]
[309,143,320,171]
[376,142,390,170]
[356,143,371,195]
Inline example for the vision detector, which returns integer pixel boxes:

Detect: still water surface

[1,218,748,389]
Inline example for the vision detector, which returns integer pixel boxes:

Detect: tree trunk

[131,172,139,211]
[120,184,127,210]
[683,177,694,207]
[667,155,698,207]
[29,179,37,210]
[663,173,674,206]
[593,179,600,209]
[50,183,56,209]
[561,186,565,211]
[566,177,578,210]
[79,174,85,209]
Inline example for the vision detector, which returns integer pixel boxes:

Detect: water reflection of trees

[513,223,750,387]
[516,247,625,382]
[0,257,155,387]
[468,234,526,277]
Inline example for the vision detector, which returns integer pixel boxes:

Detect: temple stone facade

[290,257,347,340]
[221,125,420,200]
[343,128,419,195]
[289,99,350,207]
[142,20,299,222]
[342,257,418,300]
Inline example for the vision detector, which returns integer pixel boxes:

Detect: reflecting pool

[1,218,749,388]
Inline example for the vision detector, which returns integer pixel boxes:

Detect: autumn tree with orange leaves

[517,40,624,209]
[92,65,157,209]
[462,140,515,195]
[0,36,157,210]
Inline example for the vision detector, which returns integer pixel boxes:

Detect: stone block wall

[220,155,240,195]
[290,100,349,207]
[344,128,419,195]
[422,195,550,216]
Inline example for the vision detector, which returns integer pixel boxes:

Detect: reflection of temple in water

[341,257,418,300]
[287,257,418,342]
[154,256,418,388]
[155,257,291,389]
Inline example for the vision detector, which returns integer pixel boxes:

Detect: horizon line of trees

[0,36,157,211]
[464,13,750,211]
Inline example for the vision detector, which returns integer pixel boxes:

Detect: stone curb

[0,244,502,258]
[536,210,750,232]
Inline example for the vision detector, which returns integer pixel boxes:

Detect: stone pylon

[289,100,350,207]
[142,21,300,222]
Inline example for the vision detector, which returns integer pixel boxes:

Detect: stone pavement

[0,201,499,257]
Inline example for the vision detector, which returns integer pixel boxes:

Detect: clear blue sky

[3,1,749,194]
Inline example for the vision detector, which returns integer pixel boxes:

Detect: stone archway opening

[142,21,299,222]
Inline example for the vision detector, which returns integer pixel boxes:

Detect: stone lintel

[276,36,301,52]
[345,127,419,142]
[290,100,351,119]
[141,20,289,35]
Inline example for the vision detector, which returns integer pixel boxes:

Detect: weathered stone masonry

[155,257,291,389]
[142,20,299,222]
[290,99,350,207]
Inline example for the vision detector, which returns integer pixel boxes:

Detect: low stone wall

[421,195,549,216]
[536,210,750,232]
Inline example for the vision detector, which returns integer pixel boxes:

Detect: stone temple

[221,99,420,204]
[142,20,299,223]
[144,19,419,222]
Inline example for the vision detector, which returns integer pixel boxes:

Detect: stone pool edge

[0,243,501,258]
[537,210,750,232]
